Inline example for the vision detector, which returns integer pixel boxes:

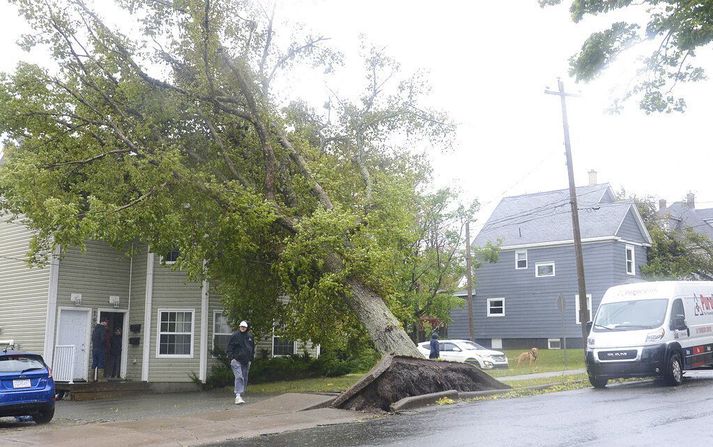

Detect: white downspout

[199,276,209,383]
[141,252,155,382]
[43,245,61,365]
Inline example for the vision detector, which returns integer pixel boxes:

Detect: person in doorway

[91,319,108,381]
[429,332,440,359]
[226,320,255,405]
[109,328,122,379]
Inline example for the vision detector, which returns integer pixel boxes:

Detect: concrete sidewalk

[1,393,375,447]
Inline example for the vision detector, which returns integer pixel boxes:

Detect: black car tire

[32,405,55,424]
[664,352,683,386]
[589,374,607,389]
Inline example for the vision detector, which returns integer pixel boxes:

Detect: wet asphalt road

[210,370,713,447]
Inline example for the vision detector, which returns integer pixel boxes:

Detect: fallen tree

[0,0,466,362]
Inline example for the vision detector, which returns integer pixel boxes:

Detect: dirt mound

[332,355,510,412]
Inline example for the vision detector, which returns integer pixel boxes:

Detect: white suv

[417,339,509,369]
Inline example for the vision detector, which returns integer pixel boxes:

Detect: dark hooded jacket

[429,333,440,359]
[227,329,255,365]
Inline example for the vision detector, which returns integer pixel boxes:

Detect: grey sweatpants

[230,359,250,395]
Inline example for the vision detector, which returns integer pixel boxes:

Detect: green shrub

[198,346,379,390]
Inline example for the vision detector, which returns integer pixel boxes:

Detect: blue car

[0,351,55,424]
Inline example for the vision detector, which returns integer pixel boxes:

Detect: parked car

[417,339,509,369]
[0,351,55,424]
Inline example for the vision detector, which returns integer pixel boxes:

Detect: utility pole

[465,221,475,341]
[545,78,589,347]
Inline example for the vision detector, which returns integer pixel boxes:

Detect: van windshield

[593,299,669,331]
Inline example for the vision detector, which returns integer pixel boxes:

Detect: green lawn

[248,373,364,394]
[488,348,586,378]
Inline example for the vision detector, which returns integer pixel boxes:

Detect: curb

[390,390,458,412]
[390,381,586,413]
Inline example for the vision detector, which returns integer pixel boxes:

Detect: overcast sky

[1,0,711,227]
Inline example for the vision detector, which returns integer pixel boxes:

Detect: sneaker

[234,395,245,405]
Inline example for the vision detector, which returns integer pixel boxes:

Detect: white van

[586,281,713,388]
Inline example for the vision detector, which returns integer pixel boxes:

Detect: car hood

[465,349,503,357]
[589,329,653,349]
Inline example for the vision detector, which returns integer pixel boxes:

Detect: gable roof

[659,201,713,240]
[474,183,651,248]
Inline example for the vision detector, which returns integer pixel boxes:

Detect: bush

[197,346,380,390]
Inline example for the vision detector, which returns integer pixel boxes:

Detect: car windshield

[460,341,486,350]
[0,355,46,373]
[593,299,668,331]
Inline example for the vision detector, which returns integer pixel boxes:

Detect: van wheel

[664,352,683,386]
[589,375,607,389]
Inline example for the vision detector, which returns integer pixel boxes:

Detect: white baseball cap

[239,321,248,327]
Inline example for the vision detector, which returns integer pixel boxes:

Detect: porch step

[56,381,152,401]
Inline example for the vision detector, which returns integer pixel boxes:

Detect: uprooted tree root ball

[332,355,511,411]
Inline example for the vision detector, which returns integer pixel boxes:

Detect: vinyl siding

[148,258,203,382]
[0,218,50,353]
[126,244,147,381]
[56,241,132,378]
[451,240,644,343]
[617,208,649,244]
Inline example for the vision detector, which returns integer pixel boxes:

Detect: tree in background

[0,0,459,357]
[541,0,712,112]
[632,196,713,280]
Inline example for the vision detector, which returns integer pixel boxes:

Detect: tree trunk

[345,278,422,358]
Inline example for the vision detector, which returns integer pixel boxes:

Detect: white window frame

[161,249,180,265]
[515,249,528,270]
[271,325,296,357]
[574,294,592,325]
[548,338,562,349]
[535,262,556,277]
[156,308,194,358]
[625,245,635,276]
[212,310,232,352]
[487,298,505,317]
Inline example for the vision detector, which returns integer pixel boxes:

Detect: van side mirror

[586,321,593,333]
[671,314,687,331]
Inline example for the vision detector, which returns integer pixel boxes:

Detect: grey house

[0,216,317,384]
[658,192,713,241]
[449,182,652,349]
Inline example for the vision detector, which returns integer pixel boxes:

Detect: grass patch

[488,348,585,378]
[247,373,364,394]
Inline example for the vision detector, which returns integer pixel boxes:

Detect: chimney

[659,199,667,211]
[686,192,695,209]
[587,169,597,186]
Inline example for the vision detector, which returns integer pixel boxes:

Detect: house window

[487,298,505,317]
[548,338,562,349]
[213,311,232,353]
[535,262,555,277]
[625,245,635,275]
[272,336,295,356]
[574,294,592,325]
[157,309,194,357]
[163,249,180,265]
[515,250,527,269]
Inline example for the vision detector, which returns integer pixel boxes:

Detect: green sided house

[0,215,318,385]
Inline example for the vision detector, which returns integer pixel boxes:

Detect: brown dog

[516,347,539,367]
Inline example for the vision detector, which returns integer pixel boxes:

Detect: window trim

[156,308,195,359]
[548,338,562,350]
[161,249,180,265]
[535,262,556,278]
[487,298,505,317]
[515,249,528,270]
[212,310,233,352]
[574,294,593,325]
[625,244,635,276]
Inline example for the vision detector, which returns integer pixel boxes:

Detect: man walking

[226,320,255,404]
[91,319,108,381]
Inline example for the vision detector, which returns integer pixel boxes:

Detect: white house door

[56,309,90,381]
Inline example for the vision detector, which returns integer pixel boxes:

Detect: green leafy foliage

[544,0,713,112]
[0,0,465,355]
